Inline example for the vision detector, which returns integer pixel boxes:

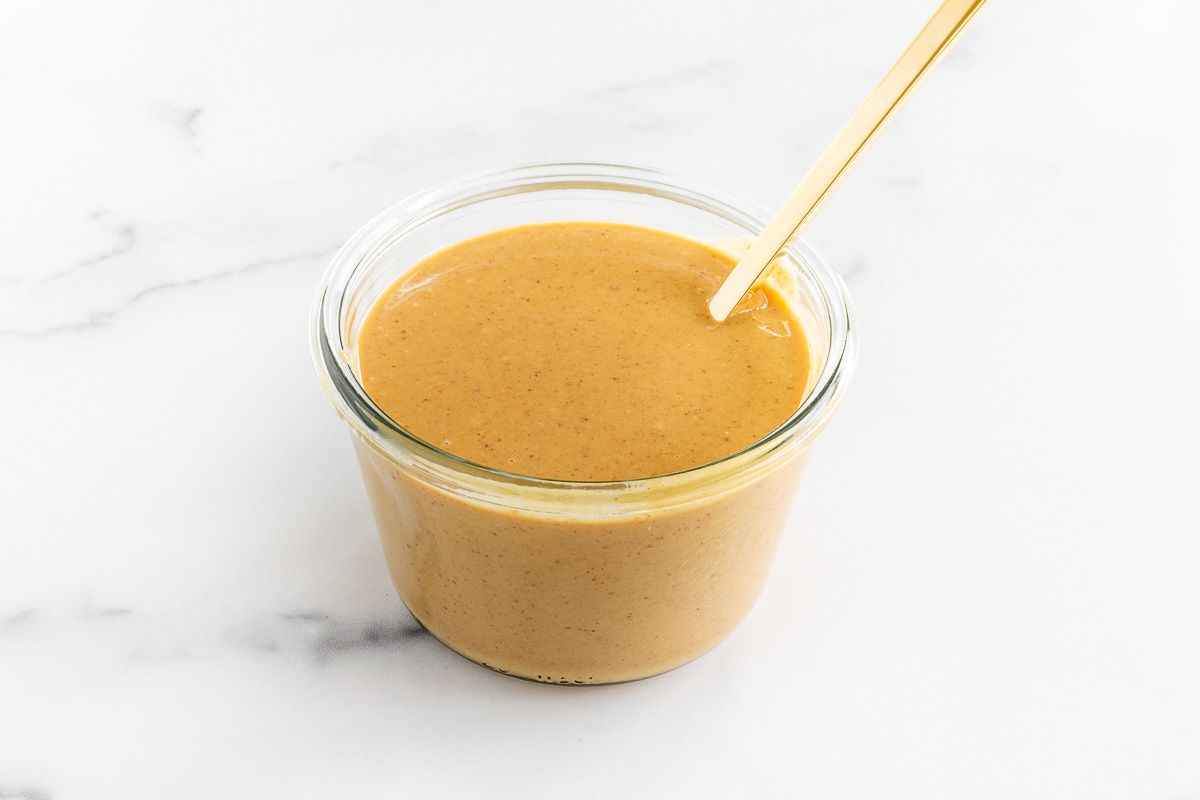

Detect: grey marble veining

[152,103,205,146]
[0,246,337,337]
[0,213,137,288]
[0,787,53,800]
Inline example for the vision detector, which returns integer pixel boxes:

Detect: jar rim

[310,161,857,514]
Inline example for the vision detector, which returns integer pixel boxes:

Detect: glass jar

[311,162,856,684]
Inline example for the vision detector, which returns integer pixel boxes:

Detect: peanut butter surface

[357,222,809,481]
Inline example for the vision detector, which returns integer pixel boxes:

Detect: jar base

[398,598,716,687]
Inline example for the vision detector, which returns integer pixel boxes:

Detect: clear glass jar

[311,162,856,684]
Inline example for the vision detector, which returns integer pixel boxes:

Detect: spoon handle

[708,0,989,322]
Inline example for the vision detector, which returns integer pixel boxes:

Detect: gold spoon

[708,0,990,322]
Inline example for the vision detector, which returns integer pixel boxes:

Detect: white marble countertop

[3,1,1199,797]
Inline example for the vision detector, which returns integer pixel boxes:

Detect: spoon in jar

[708,0,989,322]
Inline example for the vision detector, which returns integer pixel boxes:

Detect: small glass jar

[311,162,856,684]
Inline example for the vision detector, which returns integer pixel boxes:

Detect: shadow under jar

[311,163,856,684]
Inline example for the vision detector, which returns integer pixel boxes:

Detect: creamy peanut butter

[358,222,809,480]
[352,222,813,683]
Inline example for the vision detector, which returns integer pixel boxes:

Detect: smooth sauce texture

[357,222,809,482]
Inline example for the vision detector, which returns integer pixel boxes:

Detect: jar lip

[311,161,856,504]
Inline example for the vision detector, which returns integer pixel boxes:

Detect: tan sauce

[358,222,809,481]
[352,222,813,682]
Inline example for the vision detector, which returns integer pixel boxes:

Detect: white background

[3,1,1199,797]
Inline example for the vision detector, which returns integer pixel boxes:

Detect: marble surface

[3,0,1199,797]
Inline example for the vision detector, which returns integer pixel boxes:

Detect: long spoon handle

[708,0,989,322]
